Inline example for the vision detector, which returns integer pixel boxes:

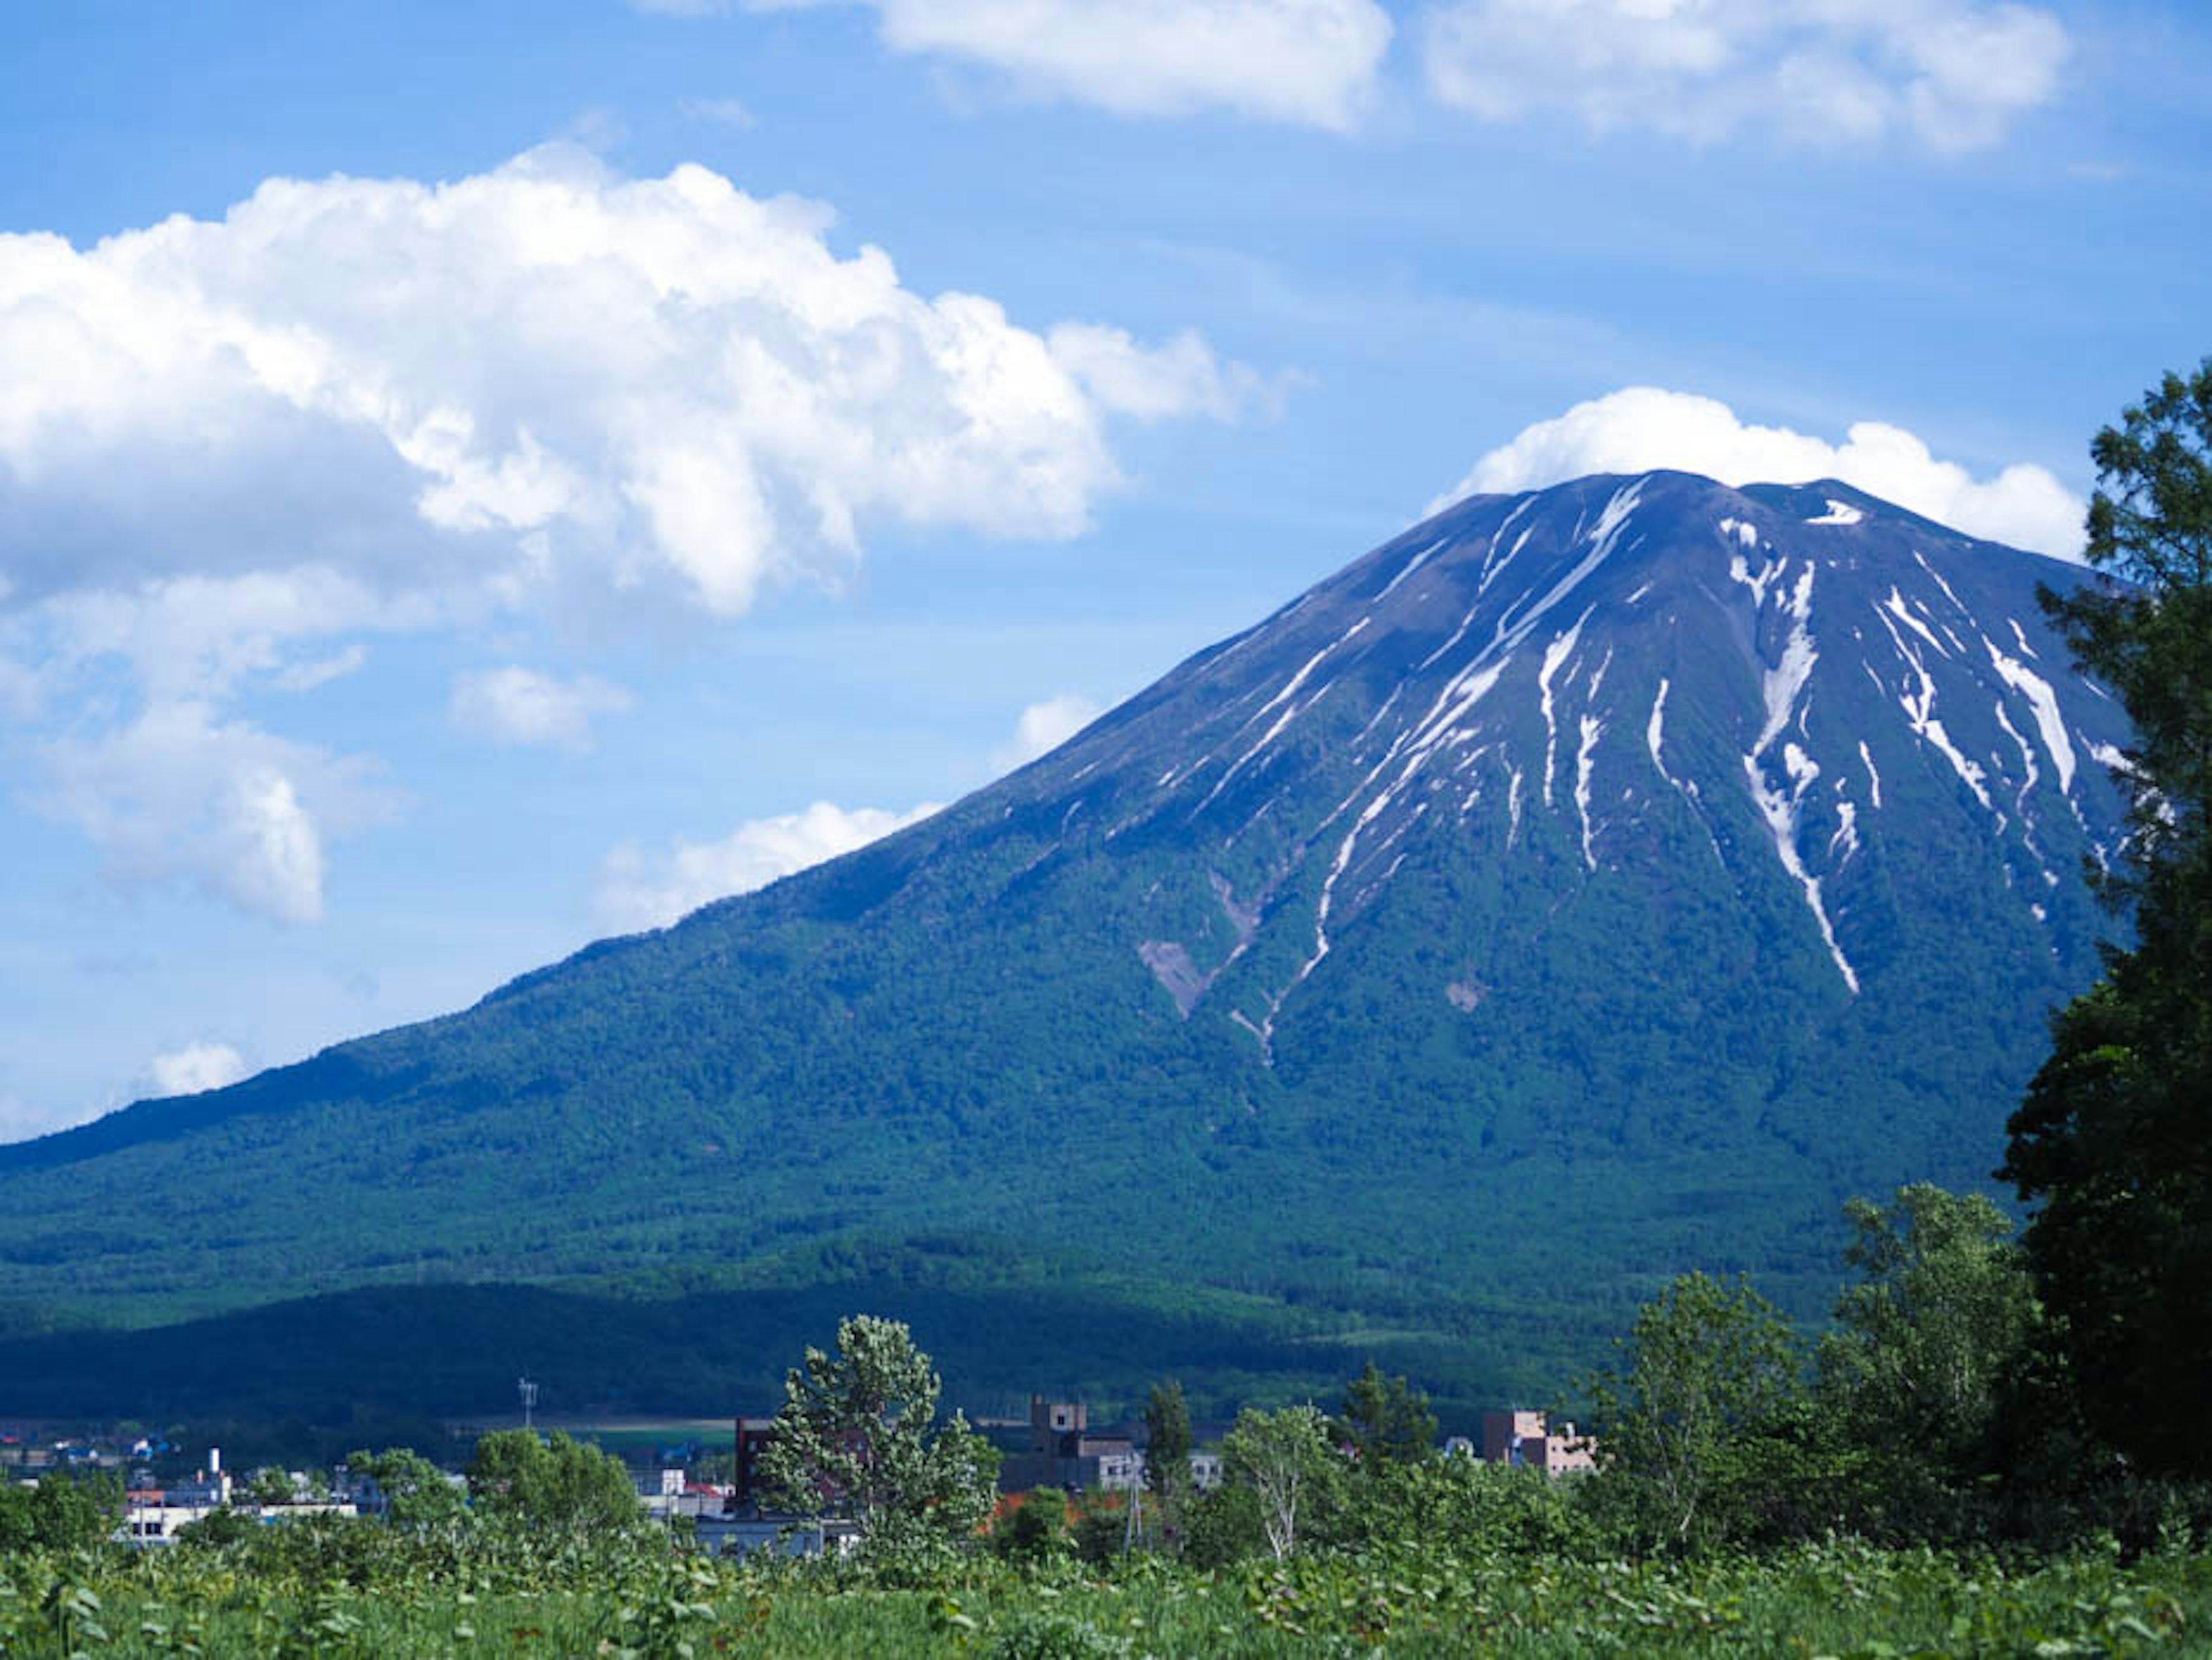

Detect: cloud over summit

[1435,387,2084,558]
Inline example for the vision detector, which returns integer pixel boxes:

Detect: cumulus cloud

[451,666,635,751]
[0,146,1251,621]
[596,799,941,932]
[147,1041,251,1098]
[1422,0,2069,152]
[992,693,1105,772]
[1,148,1252,924]
[1433,386,2084,557]
[40,701,397,924]
[692,1,1392,130]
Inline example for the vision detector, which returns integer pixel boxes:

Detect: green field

[3,1537,2207,1656]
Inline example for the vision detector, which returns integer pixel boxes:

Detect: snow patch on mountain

[1740,560,1859,992]
[1576,714,1605,869]
[1984,636,2077,793]
[1877,603,1993,812]
[1539,618,1586,807]
[1913,551,1969,617]
[1884,587,1950,656]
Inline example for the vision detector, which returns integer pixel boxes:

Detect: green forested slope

[0,472,2131,1415]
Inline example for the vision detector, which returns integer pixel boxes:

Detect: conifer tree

[2003,359,2212,1477]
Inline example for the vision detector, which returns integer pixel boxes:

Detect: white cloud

[596,799,941,932]
[718,0,1392,130]
[1047,326,1281,422]
[43,570,425,705]
[1422,0,2069,152]
[0,1092,80,1145]
[0,148,1252,924]
[0,147,1248,622]
[993,693,1105,772]
[591,689,1106,934]
[451,666,635,750]
[147,1041,250,1098]
[1434,385,2084,557]
[40,701,397,924]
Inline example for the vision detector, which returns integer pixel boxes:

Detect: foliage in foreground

[1,1527,2210,1657]
[2005,355,2212,1482]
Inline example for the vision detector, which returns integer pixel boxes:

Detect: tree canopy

[753,1314,995,1568]
[1143,1378,1193,1507]
[2004,358,2212,1479]
[1333,1361,1438,1469]
[1582,1273,1804,1552]
[465,1430,641,1534]
[1820,1183,2037,1468]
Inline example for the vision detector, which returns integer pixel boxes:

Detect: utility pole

[518,1377,537,1434]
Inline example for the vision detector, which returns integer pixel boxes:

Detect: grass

[6,1539,2209,1656]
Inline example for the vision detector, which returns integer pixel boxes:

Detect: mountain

[0,471,2130,1419]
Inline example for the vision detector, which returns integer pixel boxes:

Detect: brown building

[998,1397,1142,1493]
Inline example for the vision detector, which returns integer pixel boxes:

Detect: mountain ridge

[0,469,2129,1409]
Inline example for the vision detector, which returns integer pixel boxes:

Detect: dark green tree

[1142,1379,1192,1511]
[0,1471,122,1553]
[1583,1273,1808,1552]
[465,1429,641,1534]
[1821,1184,2039,1466]
[1333,1361,1438,1469]
[1179,1479,1265,1569]
[2003,358,2212,1479]
[990,1487,1068,1565]
[346,1447,468,1532]
[1069,1501,1134,1567]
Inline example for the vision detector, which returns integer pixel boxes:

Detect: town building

[998,1397,1142,1493]
[1478,1410,1595,1474]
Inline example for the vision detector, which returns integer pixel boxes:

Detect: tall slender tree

[1143,1378,1193,1508]
[2002,358,2212,1477]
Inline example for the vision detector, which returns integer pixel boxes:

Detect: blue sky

[2,0,2206,1137]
